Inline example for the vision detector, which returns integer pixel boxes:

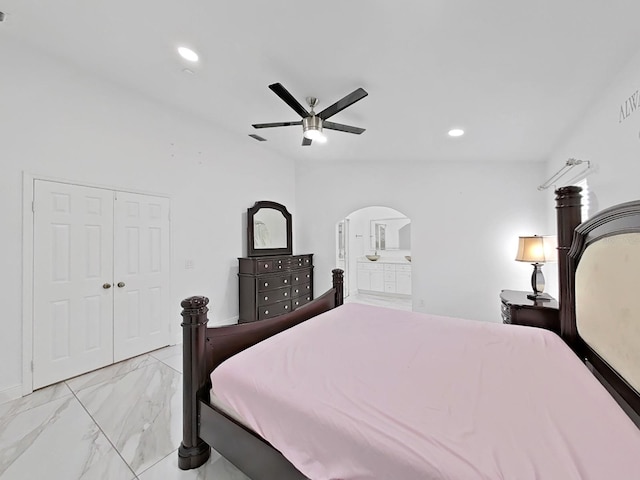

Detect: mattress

[211,303,640,480]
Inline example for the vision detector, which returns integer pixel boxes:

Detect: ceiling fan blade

[323,121,366,134]
[318,88,368,120]
[252,121,302,129]
[302,137,312,146]
[269,83,309,118]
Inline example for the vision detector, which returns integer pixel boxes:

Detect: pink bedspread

[211,303,640,480]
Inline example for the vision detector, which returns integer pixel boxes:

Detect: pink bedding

[211,303,640,480]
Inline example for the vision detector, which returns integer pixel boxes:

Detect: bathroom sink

[365,255,380,261]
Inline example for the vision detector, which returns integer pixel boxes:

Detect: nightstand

[500,290,560,334]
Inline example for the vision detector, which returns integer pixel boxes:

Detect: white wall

[0,40,295,397]
[295,160,550,323]
[546,44,640,215]
[541,43,640,299]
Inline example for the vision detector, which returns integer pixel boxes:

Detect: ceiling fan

[252,83,368,146]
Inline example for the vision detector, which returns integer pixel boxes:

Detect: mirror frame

[247,201,293,257]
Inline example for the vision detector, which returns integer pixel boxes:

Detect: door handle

[117,282,125,288]
[103,283,112,289]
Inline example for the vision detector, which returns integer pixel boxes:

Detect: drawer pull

[264,282,269,287]
[295,301,299,306]
[284,305,288,310]
[284,292,288,297]
[295,289,299,294]
[264,263,269,268]
[295,277,299,281]
[265,310,269,315]
[306,274,310,278]
[264,296,269,301]
[284,279,288,284]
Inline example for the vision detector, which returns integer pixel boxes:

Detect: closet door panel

[113,192,171,362]
[33,181,114,389]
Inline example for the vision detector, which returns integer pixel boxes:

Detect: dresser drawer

[273,258,287,271]
[293,255,313,268]
[256,260,274,273]
[291,269,312,285]
[257,274,292,292]
[292,295,312,310]
[291,282,311,297]
[258,286,292,306]
[258,301,292,320]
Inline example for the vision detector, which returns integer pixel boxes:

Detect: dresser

[238,254,314,323]
[500,289,560,334]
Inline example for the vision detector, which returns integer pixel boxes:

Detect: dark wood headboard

[555,187,640,418]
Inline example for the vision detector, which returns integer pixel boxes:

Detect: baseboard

[0,384,23,406]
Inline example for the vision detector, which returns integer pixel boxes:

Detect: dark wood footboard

[178,268,344,475]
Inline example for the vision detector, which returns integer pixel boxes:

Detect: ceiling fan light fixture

[302,116,326,142]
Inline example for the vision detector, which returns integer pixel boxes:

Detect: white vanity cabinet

[395,265,412,295]
[357,259,411,296]
[357,262,384,292]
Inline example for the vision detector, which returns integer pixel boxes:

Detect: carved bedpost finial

[181,296,210,326]
[332,269,344,306]
[181,295,209,312]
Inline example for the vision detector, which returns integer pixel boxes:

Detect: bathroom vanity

[356,258,411,296]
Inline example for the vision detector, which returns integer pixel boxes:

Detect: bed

[178,186,640,479]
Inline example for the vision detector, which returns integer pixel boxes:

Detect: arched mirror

[247,201,292,257]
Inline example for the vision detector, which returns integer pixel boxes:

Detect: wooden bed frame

[178,186,640,479]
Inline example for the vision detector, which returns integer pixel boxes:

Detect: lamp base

[527,292,552,301]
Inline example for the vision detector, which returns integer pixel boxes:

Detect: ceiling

[3,0,640,163]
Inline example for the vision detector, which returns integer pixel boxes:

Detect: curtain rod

[538,158,592,191]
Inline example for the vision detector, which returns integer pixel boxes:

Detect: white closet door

[33,181,114,389]
[113,192,171,362]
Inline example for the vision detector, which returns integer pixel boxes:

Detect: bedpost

[178,296,211,470]
[332,268,344,306]
[555,186,582,349]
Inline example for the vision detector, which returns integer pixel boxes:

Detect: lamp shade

[515,235,557,263]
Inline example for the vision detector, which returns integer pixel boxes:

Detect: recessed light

[178,46,199,62]
[448,128,465,137]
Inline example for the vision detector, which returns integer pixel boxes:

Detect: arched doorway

[336,206,412,310]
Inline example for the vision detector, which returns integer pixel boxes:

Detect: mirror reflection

[254,209,287,248]
[370,217,411,250]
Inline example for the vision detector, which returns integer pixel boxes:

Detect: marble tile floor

[0,345,250,480]
[344,292,412,311]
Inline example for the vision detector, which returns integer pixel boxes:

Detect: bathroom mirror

[247,201,292,257]
[370,217,411,251]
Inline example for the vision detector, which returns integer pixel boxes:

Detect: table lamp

[515,235,557,300]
